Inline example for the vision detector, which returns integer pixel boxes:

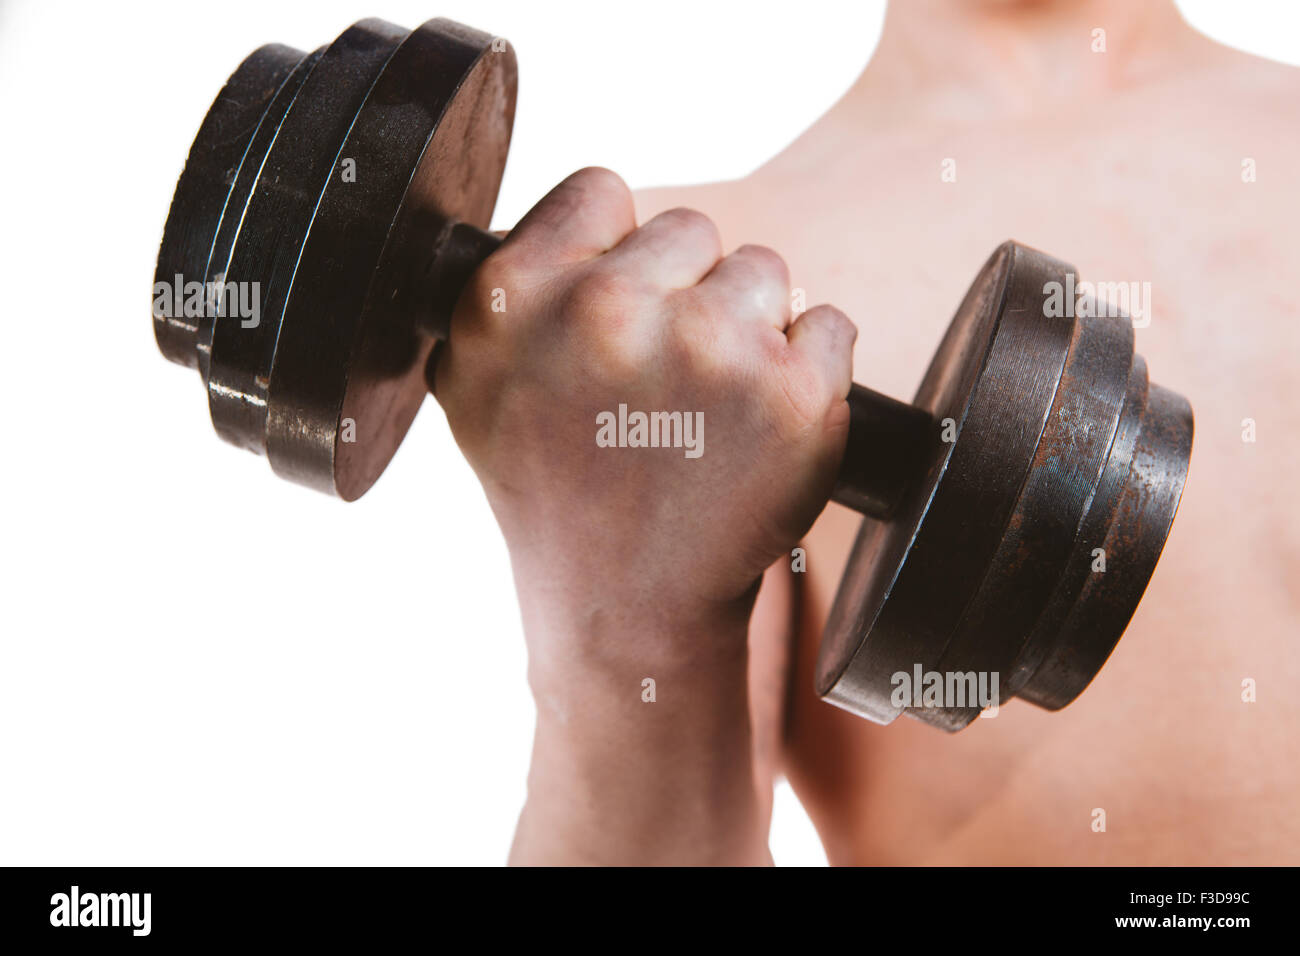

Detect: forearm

[509,602,771,866]
[433,168,855,866]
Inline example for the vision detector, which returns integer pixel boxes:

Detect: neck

[849,0,1208,120]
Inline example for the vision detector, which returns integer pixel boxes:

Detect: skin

[631,0,1300,863]
[439,0,1299,864]
[433,169,856,864]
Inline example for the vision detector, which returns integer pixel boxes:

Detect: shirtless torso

[635,0,1299,864]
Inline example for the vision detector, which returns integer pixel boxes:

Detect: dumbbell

[153,17,1193,730]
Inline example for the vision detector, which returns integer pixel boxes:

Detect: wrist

[517,669,767,865]
[523,595,752,718]
[512,561,758,678]
[510,597,768,865]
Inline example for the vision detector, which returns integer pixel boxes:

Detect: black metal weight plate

[152,43,312,367]
[203,19,411,456]
[264,19,516,498]
[154,18,515,499]
[817,242,1192,727]
[193,45,325,385]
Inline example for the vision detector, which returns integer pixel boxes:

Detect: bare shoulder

[1217,42,1300,92]
[632,180,758,248]
[632,181,729,219]
[1189,41,1300,133]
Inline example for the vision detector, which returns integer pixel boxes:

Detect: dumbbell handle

[422,221,933,522]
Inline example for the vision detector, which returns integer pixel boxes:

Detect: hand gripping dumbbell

[153,17,1193,731]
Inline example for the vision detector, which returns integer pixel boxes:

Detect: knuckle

[559,267,650,381]
[809,303,858,344]
[585,321,646,384]
[569,165,632,205]
[734,244,790,285]
[561,265,644,321]
[657,206,720,243]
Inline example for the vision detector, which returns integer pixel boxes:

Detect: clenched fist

[433,168,856,648]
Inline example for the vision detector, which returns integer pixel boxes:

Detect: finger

[603,207,722,290]
[502,166,636,264]
[691,244,792,330]
[785,304,857,402]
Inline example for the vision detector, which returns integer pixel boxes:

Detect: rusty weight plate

[817,242,1192,728]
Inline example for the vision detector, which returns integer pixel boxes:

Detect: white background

[0,0,1296,865]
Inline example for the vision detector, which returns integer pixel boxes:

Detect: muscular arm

[434,168,856,865]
